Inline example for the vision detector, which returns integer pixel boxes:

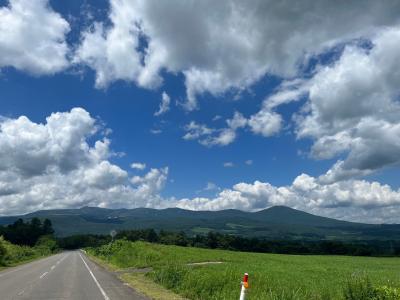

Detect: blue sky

[1,0,400,223]
[1,67,326,198]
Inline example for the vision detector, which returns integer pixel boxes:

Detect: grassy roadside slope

[87,240,400,300]
[0,236,57,268]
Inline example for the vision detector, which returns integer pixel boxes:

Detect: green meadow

[88,240,400,300]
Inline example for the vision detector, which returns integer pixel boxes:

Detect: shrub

[35,235,58,254]
[344,275,400,300]
[0,236,8,266]
[344,275,376,300]
[374,286,400,300]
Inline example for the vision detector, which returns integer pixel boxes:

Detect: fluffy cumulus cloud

[0,108,169,215]
[248,110,282,137]
[74,0,144,88]
[0,0,70,74]
[177,174,400,223]
[305,29,400,183]
[74,0,400,109]
[249,26,400,183]
[131,167,168,195]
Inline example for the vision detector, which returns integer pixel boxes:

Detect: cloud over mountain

[177,174,400,223]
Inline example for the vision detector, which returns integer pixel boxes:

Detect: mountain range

[1,206,399,240]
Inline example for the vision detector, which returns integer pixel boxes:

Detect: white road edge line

[39,271,48,279]
[79,253,110,300]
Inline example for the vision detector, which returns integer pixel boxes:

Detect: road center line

[79,253,110,300]
[37,253,69,281]
[0,253,61,278]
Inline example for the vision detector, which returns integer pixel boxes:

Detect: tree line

[57,228,400,256]
[0,218,54,246]
[1,219,399,256]
[0,218,58,266]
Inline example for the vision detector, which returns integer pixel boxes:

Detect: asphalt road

[0,250,149,300]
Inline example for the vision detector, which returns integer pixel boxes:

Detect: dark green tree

[42,219,54,235]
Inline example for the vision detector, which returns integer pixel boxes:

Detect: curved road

[0,250,149,300]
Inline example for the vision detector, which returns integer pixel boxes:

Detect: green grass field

[88,240,400,300]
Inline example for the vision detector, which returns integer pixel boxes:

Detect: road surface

[0,250,149,300]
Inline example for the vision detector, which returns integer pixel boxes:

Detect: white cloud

[131,167,169,195]
[248,110,282,137]
[0,0,70,74]
[223,162,234,168]
[0,107,96,176]
[183,112,247,147]
[265,79,310,111]
[150,129,162,135]
[0,108,169,215]
[245,160,253,165]
[204,182,219,191]
[130,162,146,170]
[74,0,144,88]
[75,0,400,109]
[154,92,171,116]
[212,115,222,122]
[308,30,400,182]
[83,161,127,189]
[227,112,247,130]
[177,173,400,223]
[253,26,400,183]
[182,106,287,147]
[244,78,310,138]
[182,121,215,142]
[196,182,220,194]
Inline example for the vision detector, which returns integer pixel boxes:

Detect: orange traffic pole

[239,273,249,300]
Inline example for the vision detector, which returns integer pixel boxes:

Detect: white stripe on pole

[239,273,248,300]
[239,284,247,300]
